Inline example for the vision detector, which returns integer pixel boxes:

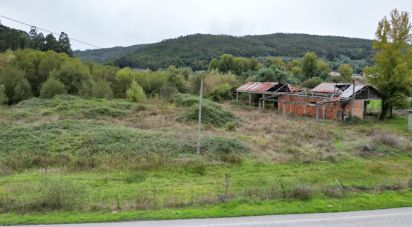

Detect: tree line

[0,24,73,56]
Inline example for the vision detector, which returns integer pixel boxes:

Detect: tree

[90,79,113,99]
[58,32,73,56]
[302,52,318,80]
[127,81,146,102]
[254,68,276,82]
[317,60,331,80]
[13,49,45,96]
[44,34,59,52]
[51,59,90,94]
[28,27,46,51]
[365,9,412,119]
[300,77,323,88]
[208,83,233,102]
[208,58,218,71]
[0,66,32,104]
[338,64,353,82]
[40,76,66,98]
[218,54,235,73]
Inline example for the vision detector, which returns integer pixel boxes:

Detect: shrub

[300,77,322,88]
[225,122,236,131]
[372,133,402,149]
[178,102,236,127]
[202,136,247,154]
[0,84,7,104]
[321,186,344,198]
[208,83,233,102]
[0,66,33,104]
[160,82,178,101]
[220,153,243,164]
[127,81,146,102]
[90,79,113,99]
[174,93,203,107]
[291,185,313,200]
[40,76,66,98]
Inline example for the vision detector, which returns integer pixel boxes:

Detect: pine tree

[44,34,59,52]
[58,32,73,56]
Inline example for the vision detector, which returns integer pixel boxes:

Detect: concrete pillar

[409,110,412,131]
[248,93,252,106]
[236,92,239,101]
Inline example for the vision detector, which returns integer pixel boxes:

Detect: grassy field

[0,95,411,225]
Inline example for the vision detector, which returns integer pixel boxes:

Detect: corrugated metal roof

[288,85,302,93]
[310,83,342,94]
[236,82,279,93]
[340,84,365,98]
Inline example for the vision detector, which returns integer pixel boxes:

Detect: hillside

[74,33,373,70]
[73,44,147,63]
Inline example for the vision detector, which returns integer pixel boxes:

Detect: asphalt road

[14,207,412,227]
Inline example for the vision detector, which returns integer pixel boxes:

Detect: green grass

[1,191,411,225]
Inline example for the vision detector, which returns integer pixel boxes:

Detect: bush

[201,136,246,154]
[90,79,113,99]
[0,66,33,104]
[372,133,403,149]
[178,102,236,127]
[0,84,7,104]
[127,81,146,102]
[160,82,178,101]
[291,185,313,200]
[300,77,322,88]
[208,83,233,102]
[40,76,66,98]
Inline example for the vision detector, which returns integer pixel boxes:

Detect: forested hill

[74,33,373,70]
[73,44,147,63]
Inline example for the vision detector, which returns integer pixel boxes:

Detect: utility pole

[196,77,203,156]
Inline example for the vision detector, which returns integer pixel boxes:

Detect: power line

[0,14,101,49]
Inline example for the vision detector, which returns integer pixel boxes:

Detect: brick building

[277,82,382,120]
[236,82,382,121]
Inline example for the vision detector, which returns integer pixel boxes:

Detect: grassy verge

[1,191,411,225]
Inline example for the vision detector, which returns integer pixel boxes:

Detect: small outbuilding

[236,82,299,108]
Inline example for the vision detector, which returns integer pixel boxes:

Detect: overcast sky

[1,0,411,50]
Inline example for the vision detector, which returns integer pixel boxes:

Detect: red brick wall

[277,95,364,120]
